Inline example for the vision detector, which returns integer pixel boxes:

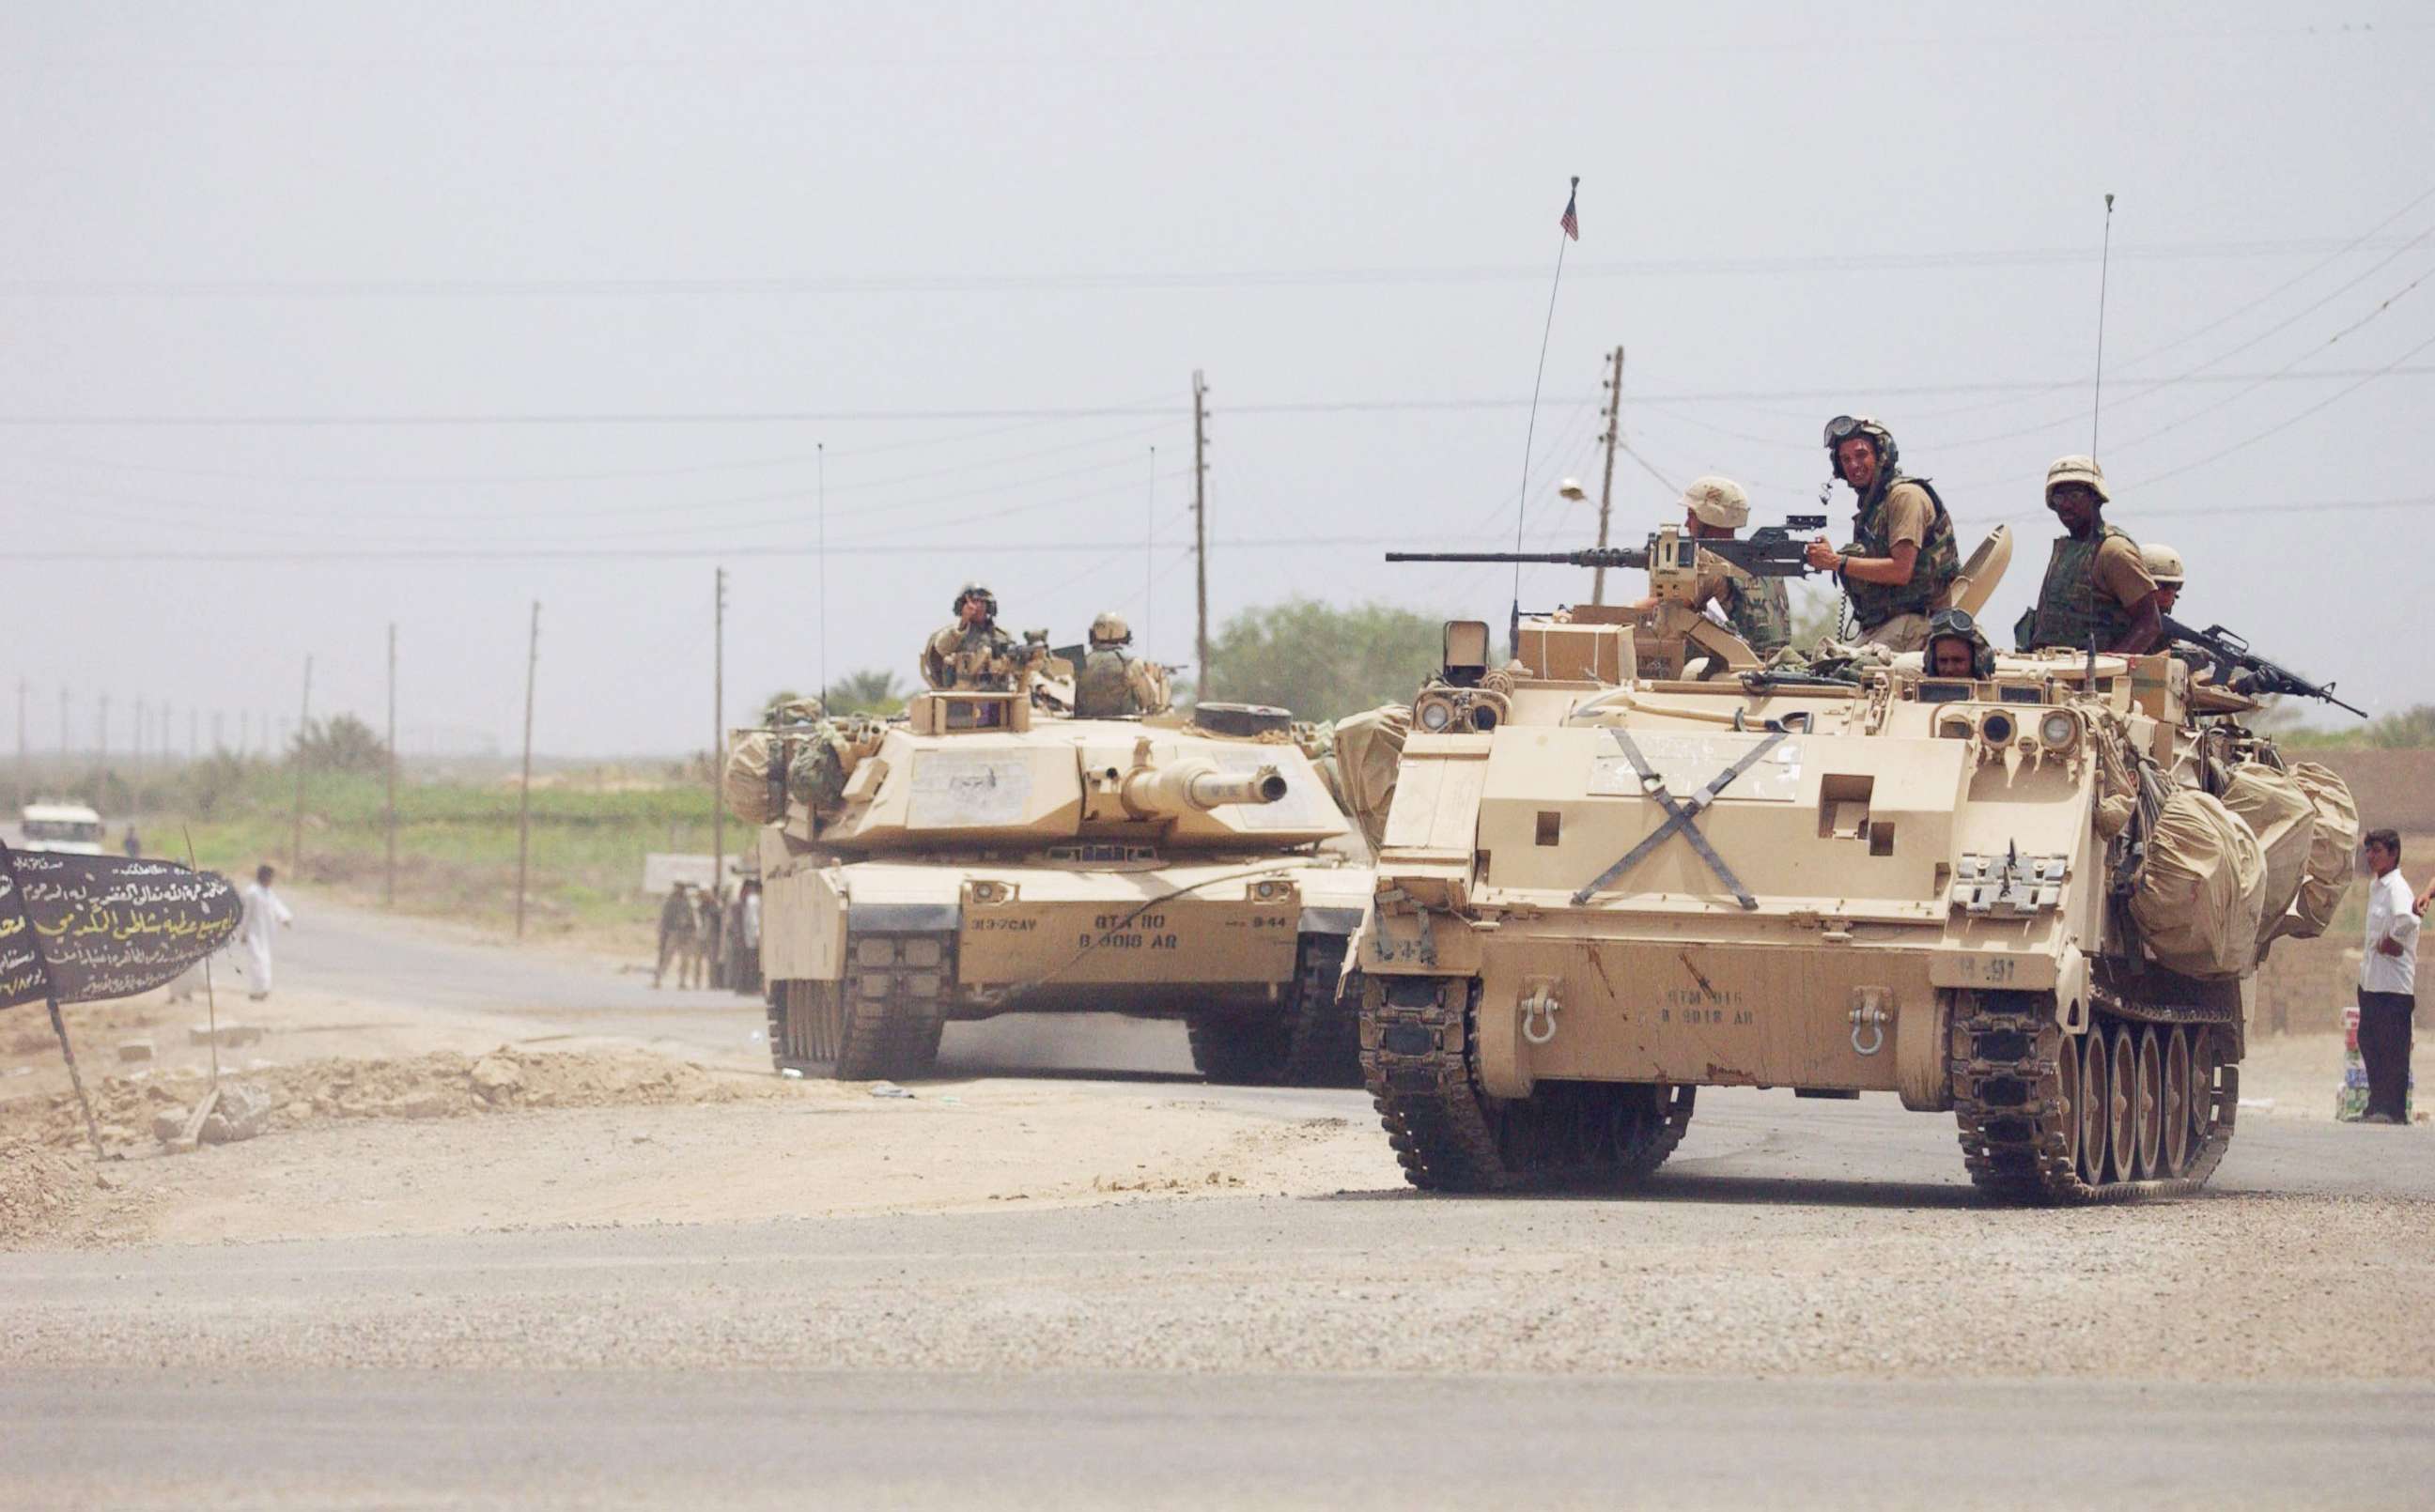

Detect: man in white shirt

[2357,829,2420,1124]
[233,863,295,1002]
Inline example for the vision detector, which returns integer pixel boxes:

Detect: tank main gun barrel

[1120,760,1288,816]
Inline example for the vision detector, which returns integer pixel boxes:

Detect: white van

[19,801,106,856]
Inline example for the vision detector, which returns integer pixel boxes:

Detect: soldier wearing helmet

[1628,475,1790,656]
[2016,456,2162,656]
[921,581,1045,691]
[2141,541,2185,616]
[1802,415,1961,653]
[1922,608,1994,681]
[1074,610,1171,718]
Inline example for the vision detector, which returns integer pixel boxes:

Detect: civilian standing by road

[2356,828,2420,1125]
[233,863,295,1002]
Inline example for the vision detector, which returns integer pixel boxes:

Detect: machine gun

[2161,614,2365,718]
[1390,517,1828,676]
[1388,516,1826,594]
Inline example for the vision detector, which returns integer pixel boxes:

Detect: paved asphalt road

[6,897,2428,1508]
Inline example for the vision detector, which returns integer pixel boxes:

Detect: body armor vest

[1716,568,1791,656]
[1841,477,1960,630]
[2024,523,2139,653]
[1075,648,1143,717]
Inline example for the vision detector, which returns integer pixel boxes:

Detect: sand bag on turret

[721,731,788,825]
[2131,789,2267,979]
[2219,764,2317,947]
[1330,704,1412,854]
[2269,762,2360,942]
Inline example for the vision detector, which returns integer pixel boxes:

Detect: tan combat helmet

[954,581,1000,619]
[1823,413,1900,480]
[2140,541,2184,588]
[1088,611,1132,647]
[1682,475,1751,530]
[2043,455,2111,503]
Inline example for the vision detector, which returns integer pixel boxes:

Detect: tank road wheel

[1359,975,1693,1193]
[772,935,949,1081]
[2104,1026,2137,1183]
[1185,1011,1293,1085]
[1186,933,1362,1088]
[2055,1032,2083,1178]
[2131,1027,2164,1180]
[2162,1026,2194,1178]
[1952,992,2241,1203]
[2078,1030,2110,1187]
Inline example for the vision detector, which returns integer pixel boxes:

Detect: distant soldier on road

[1626,476,1791,657]
[652,882,695,990]
[1804,415,1960,653]
[922,582,1046,692]
[2017,455,2162,656]
[1073,611,1171,718]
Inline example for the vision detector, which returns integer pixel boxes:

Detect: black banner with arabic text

[0,847,243,1011]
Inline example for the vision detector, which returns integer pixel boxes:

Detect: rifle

[2161,613,2365,718]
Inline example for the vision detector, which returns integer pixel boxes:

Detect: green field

[48,759,732,947]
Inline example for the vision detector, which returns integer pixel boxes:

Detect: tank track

[1185,933,1362,1087]
[1950,988,2237,1204]
[1359,975,1693,1193]
[768,932,949,1081]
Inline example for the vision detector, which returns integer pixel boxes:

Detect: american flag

[1559,183,1579,241]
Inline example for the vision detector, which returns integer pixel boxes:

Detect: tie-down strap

[1571,727,1789,909]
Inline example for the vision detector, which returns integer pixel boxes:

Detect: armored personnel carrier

[1350,526,2355,1202]
[733,688,1369,1086]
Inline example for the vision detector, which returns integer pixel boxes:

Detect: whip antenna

[816,441,828,705]
[2091,193,2116,457]
[1511,175,1581,656]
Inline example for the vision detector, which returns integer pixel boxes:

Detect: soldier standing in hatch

[921,582,1045,692]
[1073,611,1171,717]
[1626,476,1790,657]
[2017,455,2163,656]
[1803,415,1960,653]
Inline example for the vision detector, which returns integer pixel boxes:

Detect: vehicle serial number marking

[1950,956,2018,982]
[968,918,1036,933]
[1658,1008,1756,1026]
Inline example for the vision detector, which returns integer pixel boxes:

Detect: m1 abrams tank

[1348,525,2355,1202]
[733,688,1369,1087]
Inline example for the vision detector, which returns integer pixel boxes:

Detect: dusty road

[3,891,2429,1508]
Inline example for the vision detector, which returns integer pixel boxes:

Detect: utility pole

[287,656,313,872]
[515,602,539,939]
[1590,346,1625,606]
[711,568,727,903]
[14,680,24,812]
[1191,370,1210,703]
[384,623,398,909]
[212,710,225,756]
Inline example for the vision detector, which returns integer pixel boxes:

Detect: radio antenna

[1511,175,1581,657]
[816,441,828,704]
[2091,192,2116,457]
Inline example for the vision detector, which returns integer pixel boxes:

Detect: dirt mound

[0,1048,761,1152]
[0,1139,92,1242]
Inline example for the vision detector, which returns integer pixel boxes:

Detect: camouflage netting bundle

[2219,764,2318,949]
[2132,789,2267,980]
[1330,704,1412,854]
[2270,762,2360,943]
[722,731,789,825]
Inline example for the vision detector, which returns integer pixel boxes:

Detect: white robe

[233,882,293,994]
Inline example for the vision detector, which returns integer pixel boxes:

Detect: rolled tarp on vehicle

[2269,761,2360,943]
[2131,789,2267,980]
[1329,704,1412,855]
[2218,764,2317,949]
[721,731,788,825]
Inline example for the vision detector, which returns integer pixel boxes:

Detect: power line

[5,237,2426,301]
[10,365,2430,428]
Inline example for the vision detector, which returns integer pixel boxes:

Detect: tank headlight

[2038,710,2079,750]
[1250,879,1294,903]
[1978,711,2016,746]
[1417,698,1455,733]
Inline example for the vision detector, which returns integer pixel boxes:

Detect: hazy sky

[6,2,2429,756]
